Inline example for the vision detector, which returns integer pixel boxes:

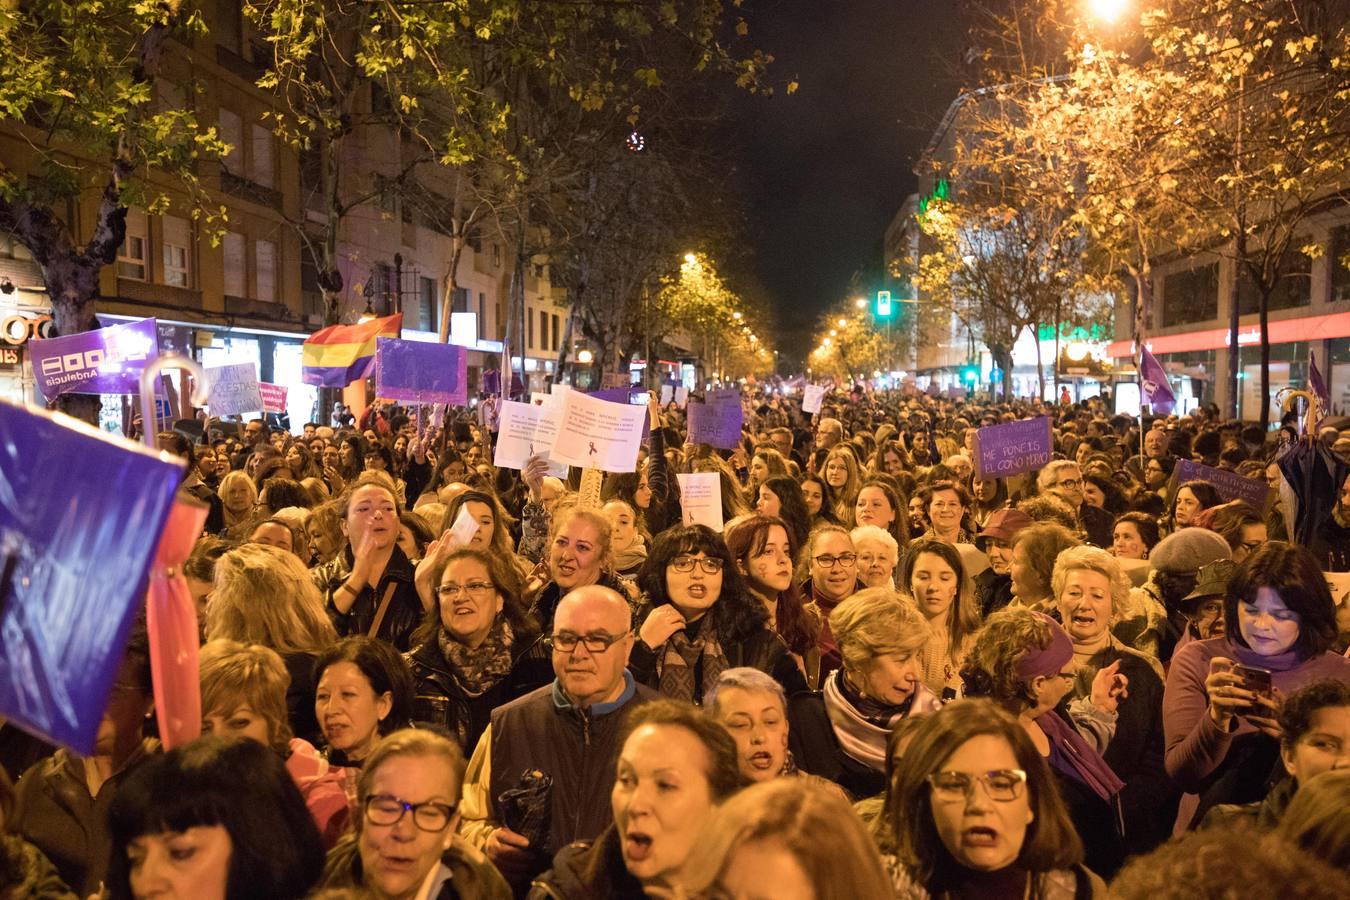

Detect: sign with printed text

[259,382,288,414]
[1173,459,1270,511]
[973,417,1053,480]
[492,399,568,478]
[206,363,264,416]
[549,389,648,473]
[677,472,724,532]
[28,317,161,402]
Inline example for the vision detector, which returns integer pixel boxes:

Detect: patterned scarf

[658,623,730,704]
[437,619,515,698]
[822,669,940,771]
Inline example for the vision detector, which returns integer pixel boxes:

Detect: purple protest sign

[1174,458,1270,510]
[375,338,468,406]
[28,317,160,403]
[687,393,743,450]
[973,417,1053,480]
[0,399,183,753]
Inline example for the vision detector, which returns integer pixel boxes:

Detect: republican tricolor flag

[301,314,402,387]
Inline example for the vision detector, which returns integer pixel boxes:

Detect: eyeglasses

[363,794,456,831]
[544,631,628,654]
[436,580,494,599]
[813,552,856,568]
[670,556,725,574]
[927,769,1027,802]
[1055,478,1082,489]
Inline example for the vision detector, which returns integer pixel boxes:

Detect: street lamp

[576,349,594,364]
[855,297,868,310]
[836,318,847,328]
[732,311,742,321]
[1087,0,1128,23]
[829,329,837,337]
[683,252,698,265]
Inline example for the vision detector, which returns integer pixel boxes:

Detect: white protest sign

[530,392,550,406]
[206,363,264,416]
[801,384,827,415]
[660,384,673,407]
[1325,571,1350,607]
[677,472,724,532]
[447,503,480,548]
[549,389,647,473]
[674,386,689,409]
[493,400,568,477]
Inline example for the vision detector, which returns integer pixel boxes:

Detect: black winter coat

[312,545,423,651]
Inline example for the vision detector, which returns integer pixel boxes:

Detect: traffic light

[961,364,979,384]
[876,290,892,317]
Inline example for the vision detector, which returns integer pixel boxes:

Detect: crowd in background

[1,386,1349,899]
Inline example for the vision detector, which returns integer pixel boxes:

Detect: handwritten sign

[687,391,743,450]
[206,363,264,416]
[973,417,1052,480]
[677,472,724,532]
[259,382,288,414]
[550,390,648,473]
[1174,458,1270,511]
[802,384,827,415]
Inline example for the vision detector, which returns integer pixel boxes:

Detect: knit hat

[1149,527,1231,575]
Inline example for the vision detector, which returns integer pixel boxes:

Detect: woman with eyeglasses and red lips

[320,729,511,900]
[961,607,1130,878]
[1164,542,1350,832]
[630,525,806,705]
[405,548,553,753]
[883,699,1107,899]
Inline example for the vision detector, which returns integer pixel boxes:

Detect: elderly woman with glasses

[631,525,806,705]
[320,729,511,900]
[405,548,553,753]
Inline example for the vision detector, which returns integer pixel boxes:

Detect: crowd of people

[2,387,1349,899]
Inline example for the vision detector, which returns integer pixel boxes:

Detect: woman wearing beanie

[1117,527,1231,664]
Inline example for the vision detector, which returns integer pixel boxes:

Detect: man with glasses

[457,585,656,889]
[815,416,845,451]
[1039,460,1113,549]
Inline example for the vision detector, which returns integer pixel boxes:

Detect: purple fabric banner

[687,392,743,450]
[375,338,468,405]
[973,417,1053,480]
[1309,352,1329,428]
[29,318,160,403]
[1139,346,1176,415]
[1174,458,1270,510]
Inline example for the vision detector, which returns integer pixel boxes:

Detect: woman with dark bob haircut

[1164,541,1350,830]
[631,525,807,704]
[313,636,416,768]
[883,698,1106,898]
[106,737,325,900]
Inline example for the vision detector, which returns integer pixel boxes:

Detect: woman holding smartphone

[1163,542,1350,832]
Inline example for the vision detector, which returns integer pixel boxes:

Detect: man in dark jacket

[458,585,656,892]
[1040,460,1114,549]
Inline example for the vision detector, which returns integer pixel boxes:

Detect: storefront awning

[1108,310,1350,358]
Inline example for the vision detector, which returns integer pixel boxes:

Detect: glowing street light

[732,311,742,321]
[683,252,698,265]
[1087,0,1128,23]
[836,318,847,328]
[855,298,868,309]
[576,349,595,364]
[829,329,837,337]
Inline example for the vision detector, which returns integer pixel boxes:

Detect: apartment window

[452,287,470,313]
[222,232,246,297]
[527,308,534,349]
[1161,263,1218,327]
[419,277,438,332]
[492,243,501,268]
[497,299,504,339]
[216,0,243,53]
[376,263,393,314]
[552,314,560,351]
[249,124,274,188]
[1334,225,1350,302]
[218,108,243,175]
[161,215,191,287]
[1237,251,1311,314]
[118,208,148,281]
[478,292,486,338]
[254,239,276,301]
[540,311,548,351]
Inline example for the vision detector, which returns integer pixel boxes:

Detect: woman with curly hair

[632,525,807,704]
[726,515,822,685]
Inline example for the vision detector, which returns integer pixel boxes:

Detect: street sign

[877,290,892,317]
[989,367,1004,383]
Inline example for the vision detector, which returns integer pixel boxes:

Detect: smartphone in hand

[1232,664,1273,716]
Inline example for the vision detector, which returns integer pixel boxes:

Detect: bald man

[457,585,656,888]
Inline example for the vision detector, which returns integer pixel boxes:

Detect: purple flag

[482,368,501,395]
[375,338,468,406]
[1138,346,1175,415]
[29,317,160,403]
[1309,352,1329,427]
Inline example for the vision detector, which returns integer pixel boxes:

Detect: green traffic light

[876,290,892,317]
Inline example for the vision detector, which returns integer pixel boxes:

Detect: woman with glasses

[801,524,864,681]
[406,548,553,753]
[630,525,806,705]
[321,729,511,900]
[960,607,1128,878]
[883,699,1107,898]
[789,588,942,801]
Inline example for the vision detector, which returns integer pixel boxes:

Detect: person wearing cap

[974,507,1032,617]
[1119,527,1232,666]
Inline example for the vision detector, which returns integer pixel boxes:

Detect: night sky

[733,0,967,355]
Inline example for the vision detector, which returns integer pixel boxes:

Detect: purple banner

[973,417,1052,480]
[1310,352,1329,428]
[1139,346,1176,415]
[375,338,467,406]
[687,392,743,450]
[29,317,160,402]
[482,368,501,395]
[1174,458,1270,511]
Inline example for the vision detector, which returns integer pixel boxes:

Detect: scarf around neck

[437,619,515,697]
[822,669,938,771]
[658,617,729,703]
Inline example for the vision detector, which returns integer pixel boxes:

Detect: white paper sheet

[801,384,827,415]
[549,389,647,473]
[677,472,724,531]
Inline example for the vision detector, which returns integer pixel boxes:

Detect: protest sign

[29,317,160,402]
[259,382,288,414]
[973,417,1053,480]
[601,372,631,389]
[492,400,568,478]
[687,397,742,450]
[550,389,647,472]
[802,384,827,415]
[206,363,264,416]
[677,472,724,531]
[375,338,468,406]
[447,502,480,548]
[674,386,689,408]
[1173,459,1270,510]
[660,384,673,406]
